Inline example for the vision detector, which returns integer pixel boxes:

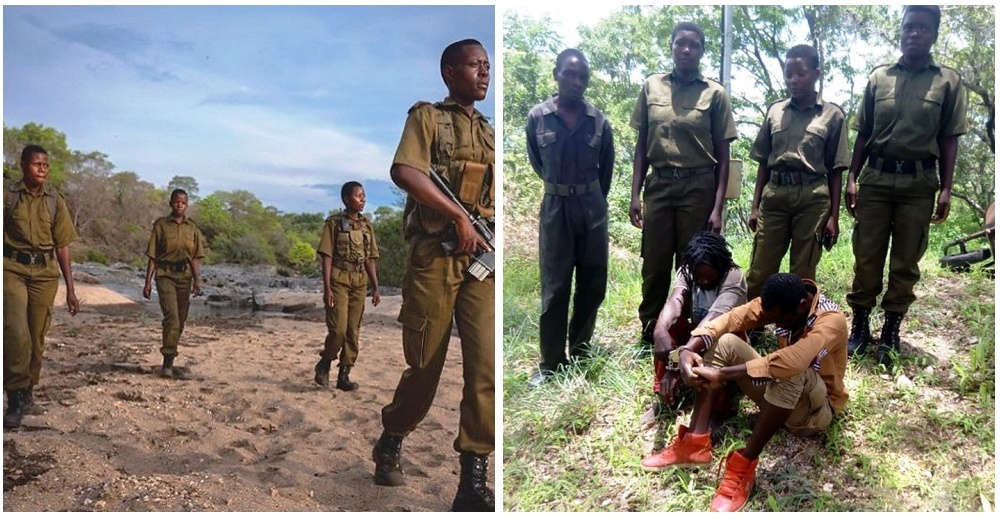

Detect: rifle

[429,168,495,281]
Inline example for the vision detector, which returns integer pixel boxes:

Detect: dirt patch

[4,280,493,512]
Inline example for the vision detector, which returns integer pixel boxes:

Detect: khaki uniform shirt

[393,97,495,235]
[751,96,851,175]
[4,180,77,252]
[145,216,205,263]
[630,71,738,169]
[690,279,849,413]
[317,213,379,264]
[853,57,968,160]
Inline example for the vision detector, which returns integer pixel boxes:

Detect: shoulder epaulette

[408,101,433,114]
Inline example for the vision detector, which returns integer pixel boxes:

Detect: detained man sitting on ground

[639,273,848,512]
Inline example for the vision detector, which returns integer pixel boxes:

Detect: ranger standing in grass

[4,144,80,429]
[745,44,849,338]
[525,48,615,388]
[313,181,380,391]
[630,21,738,347]
[143,188,205,378]
[643,273,848,512]
[372,38,495,512]
[845,5,967,368]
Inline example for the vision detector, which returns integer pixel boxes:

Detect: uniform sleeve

[599,118,616,197]
[367,221,380,260]
[317,218,335,257]
[145,220,159,259]
[525,109,544,176]
[630,82,649,131]
[852,73,877,136]
[827,110,851,173]
[52,195,78,249]
[940,75,969,138]
[709,267,748,315]
[744,310,848,380]
[749,106,773,164]
[712,89,739,143]
[392,104,436,175]
[192,224,206,260]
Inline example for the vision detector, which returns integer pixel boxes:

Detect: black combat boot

[452,452,495,512]
[314,358,331,387]
[161,355,176,378]
[847,306,872,357]
[876,311,904,368]
[372,432,405,486]
[336,365,359,391]
[3,388,27,430]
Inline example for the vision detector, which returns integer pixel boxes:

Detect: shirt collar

[14,179,53,197]
[892,55,939,73]
[785,94,825,112]
[441,96,489,122]
[539,94,597,119]
[668,70,707,85]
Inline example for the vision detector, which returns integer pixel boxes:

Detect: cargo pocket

[458,161,487,208]
[398,307,429,369]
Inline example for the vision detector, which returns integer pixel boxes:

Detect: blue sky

[3,5,496,214]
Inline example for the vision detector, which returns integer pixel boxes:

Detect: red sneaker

[640,425,712,471]
[710,449,757,512]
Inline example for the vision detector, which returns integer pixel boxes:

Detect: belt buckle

[671,167,682,179]
[781,172,792,185]
[894,160,904,174]
[567,184,577,195]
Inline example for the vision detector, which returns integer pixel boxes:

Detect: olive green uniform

[631,72,738,327]
[381,98,495,455]
[146,216,205,357]
[3,181,77,391]
[317,213,379,367]
[746,96,850,300]
[848,58,967,313]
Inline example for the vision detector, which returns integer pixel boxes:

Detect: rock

[896,374,914,390]
[74,271,102,284]
[924,366,935,376]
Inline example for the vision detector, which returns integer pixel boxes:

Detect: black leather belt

[769,169,824,186]
[3,245,53,266]
[652,165,715,179]
[333,259,365,272]
[158,260,188,272]
[868,156,936,175]
[543,179,601,196]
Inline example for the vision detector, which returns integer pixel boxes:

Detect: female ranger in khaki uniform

[143,188,205,378]
[746,44,850,305]
[313,181,380,392]
[845,5,967,368]
[630,21,738,345]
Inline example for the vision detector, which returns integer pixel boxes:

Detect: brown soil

[3,283,494,512]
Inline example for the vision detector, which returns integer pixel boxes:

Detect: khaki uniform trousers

[638,171,716,326]
[746,179,831,300]
[847,168,937,314]
[3,258,60,391]
[322,266,368,367]
[381,235,495,455]
[156,272,193,356]
[706,333,833,436]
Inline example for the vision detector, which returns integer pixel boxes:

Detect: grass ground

[501,221,995,512]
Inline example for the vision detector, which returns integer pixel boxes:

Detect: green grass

[502,217,995,511]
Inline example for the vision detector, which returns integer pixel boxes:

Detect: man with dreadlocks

[642,231,746,428]
[642,273,848,512]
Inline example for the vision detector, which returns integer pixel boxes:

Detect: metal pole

[721,5,735,233]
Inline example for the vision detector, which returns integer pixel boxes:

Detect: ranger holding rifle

[371,38,496,512]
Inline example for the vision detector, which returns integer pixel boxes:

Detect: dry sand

[3,281,494,512]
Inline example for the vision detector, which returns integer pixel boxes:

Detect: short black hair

[341,181,363,201]
[555,48,588,71]
[20,144,48,164]
[904,5,941,32]
[671,21,706,49]
[680,231,738,289]
[786,44,820,70]
[760,273,807,314]
[170,188,188,202]
[441,39,484,71]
